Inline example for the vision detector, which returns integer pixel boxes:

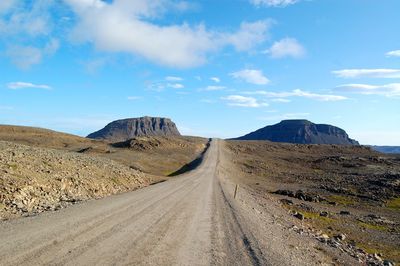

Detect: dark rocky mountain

[236,120,359,145]
[87,116,181,142]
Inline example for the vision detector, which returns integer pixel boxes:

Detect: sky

[0,0,399,145]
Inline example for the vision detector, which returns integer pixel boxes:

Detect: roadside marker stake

[234,184,239,199]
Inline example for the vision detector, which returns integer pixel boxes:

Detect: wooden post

[234,184,239,199]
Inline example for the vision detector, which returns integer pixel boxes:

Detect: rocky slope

[236,120,359,145]
[0,125,207,177]
[0,141,151,220]
[87,117,181,142]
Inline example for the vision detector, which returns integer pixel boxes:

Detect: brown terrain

[0,124,398,265]
[226,140,400,264]
[0,125,207,219]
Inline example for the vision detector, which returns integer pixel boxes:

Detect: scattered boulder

[318,234,330,243]
[293,212,304,220]
[319,211,329,217]
[334,233,346,241]
[280,198,294,205]
[274,189,325,203]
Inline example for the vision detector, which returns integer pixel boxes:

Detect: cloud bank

[332,69,400,79]
[222,95,268,108]
[338,83,400,97]
[250,0,299,7]
[65,0,272,68]
[7,82,52,90]
[247,89,347,101]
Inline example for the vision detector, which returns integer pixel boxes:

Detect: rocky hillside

[0,125,208,177]
[0,141,150,220]
[236,120,359,145]
[87,117,181,142]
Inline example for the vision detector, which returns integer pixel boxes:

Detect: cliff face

[236,120,359,145]
[87,117,181,142]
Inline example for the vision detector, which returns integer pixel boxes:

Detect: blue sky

[0,0,399,145]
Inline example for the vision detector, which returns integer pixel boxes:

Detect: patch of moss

[357,243,380,255]
[386,197,400,210]
[358,221,389,231]
[328,195,356,205]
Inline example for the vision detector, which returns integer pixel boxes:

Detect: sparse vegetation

[358,221,390,231]
[327,195,357,206]
[386,197,400,210]
[226,140,400,264]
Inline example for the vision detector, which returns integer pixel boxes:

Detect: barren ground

[0,127,398,265]
[226,140,400,264]
[0,139,350,266]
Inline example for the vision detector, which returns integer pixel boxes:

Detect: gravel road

[0,139,334,265]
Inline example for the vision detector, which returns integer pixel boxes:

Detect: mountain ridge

[87,116,181,142]
[236,119,359,145]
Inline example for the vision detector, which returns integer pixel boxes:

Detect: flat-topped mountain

[236,119,359,145]
[87,116,181,142]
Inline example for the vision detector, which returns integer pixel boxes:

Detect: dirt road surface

[0,139,336,265]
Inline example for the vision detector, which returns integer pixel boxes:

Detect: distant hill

[0,125,98,150]
[370,146,400,154]
[235,120,359,145]
[87,116,181,142]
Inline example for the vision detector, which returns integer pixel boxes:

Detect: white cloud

[230,69,270,85]
[6,46,42,69]
[204,85,225,91]
[84,58,109,74]
[332,69,400,79]
[146,79,184,91]
[6,39,60,69]
[0,0,15,14]
[210,77,220,83]
[247,89,347,101]
[272,98,291,103]
[337,83,400,97]
[7,82,52,90]
[65,0,271,68]
[165,76,183,81]
[226,20,273,51]
[386,50,400,57]
[167,83,184,89]
[265,38,305,58]
[222,95,268,108]
[250,0,299,7]
[0,0,52,36]
[44,38,60,55]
